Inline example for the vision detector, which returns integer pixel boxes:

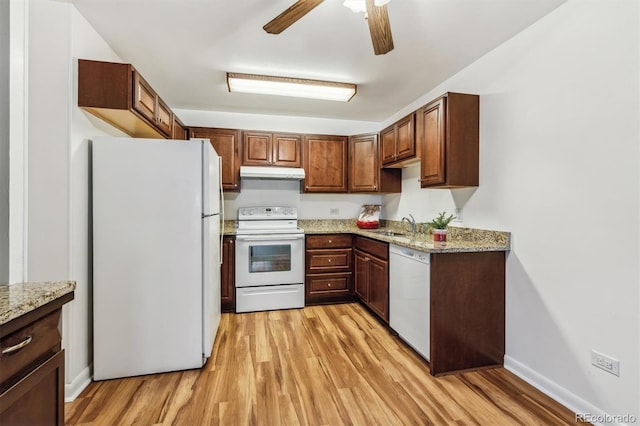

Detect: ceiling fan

[263,0,394,55]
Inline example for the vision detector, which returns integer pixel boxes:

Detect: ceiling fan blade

[365,0,394,55]
[263,0,325,34]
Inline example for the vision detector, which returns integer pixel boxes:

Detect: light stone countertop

[0,281,76,325]
[223,219,510,253]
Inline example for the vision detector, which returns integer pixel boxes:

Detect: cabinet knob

[327,283,332,287]
[328,239,332,243]
[328,259,332,263]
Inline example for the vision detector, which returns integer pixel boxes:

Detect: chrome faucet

[402,214,417,235]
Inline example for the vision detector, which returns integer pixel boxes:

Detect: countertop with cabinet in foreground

[1,280,75,425]
[0,281,76,325]
[224,219,510,253]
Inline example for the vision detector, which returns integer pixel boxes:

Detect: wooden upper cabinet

[190,127,241,192]
[132,72,173,137]
[418,93,479,188]
[380,113,417,167]
[349,133,400,193]
[78,59,182,139]
[172,116,188,140]
[242,132,301,167]
[273,133,302,167]
[303,135,348,193]
[243,132,271,165]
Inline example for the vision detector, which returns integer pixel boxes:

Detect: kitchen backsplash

[223,178,382,220]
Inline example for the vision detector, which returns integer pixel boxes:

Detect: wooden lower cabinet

[0,293,74,426]
[0,350,65,425]
[429,251,505,376]
[353,237,389,323]
[305,234,353,304]
[221,235,235,313]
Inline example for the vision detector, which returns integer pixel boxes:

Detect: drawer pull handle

[2,336,33,354]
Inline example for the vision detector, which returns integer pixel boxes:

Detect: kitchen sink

[369,229,407,237]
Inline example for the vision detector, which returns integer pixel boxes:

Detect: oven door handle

[235,234,305,242]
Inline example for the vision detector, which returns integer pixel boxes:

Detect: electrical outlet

[591,350,620,376]
[454,207,463,223]
[329,208,340,216]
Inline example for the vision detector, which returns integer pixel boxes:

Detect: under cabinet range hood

[240,166,305,180]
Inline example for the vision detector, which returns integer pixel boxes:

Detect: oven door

[235,233,305,288]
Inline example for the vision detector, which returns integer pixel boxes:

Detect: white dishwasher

[389,244,430,361]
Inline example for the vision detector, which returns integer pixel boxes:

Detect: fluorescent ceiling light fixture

[343,0,390,13]
[227,73,357,102]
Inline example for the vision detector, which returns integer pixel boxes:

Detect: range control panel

[237,206,298,221]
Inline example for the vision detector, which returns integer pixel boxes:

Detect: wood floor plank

[66,303,576,426]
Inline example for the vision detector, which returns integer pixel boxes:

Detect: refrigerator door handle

[202,213,218,218]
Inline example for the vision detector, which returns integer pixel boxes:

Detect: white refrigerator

[91,137,223,380]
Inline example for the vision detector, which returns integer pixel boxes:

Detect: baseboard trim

[504,356,628,426]
[65,365,92,402]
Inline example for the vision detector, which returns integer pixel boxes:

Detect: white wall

[25,0,124,400]
[0,0,9,282]
[384,0,639,420]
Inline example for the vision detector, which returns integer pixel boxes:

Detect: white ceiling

[68,0,566,122]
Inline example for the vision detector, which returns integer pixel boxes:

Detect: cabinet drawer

[307,273,351,295]
[0,311,61,385]
[306,249,352,272]
[306,234,352,249]
[354,236,388,260]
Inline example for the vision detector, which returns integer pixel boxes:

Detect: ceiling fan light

[343,0,366,13]
[227,73,357,102]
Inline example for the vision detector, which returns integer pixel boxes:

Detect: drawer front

[306,234,352,249]
[354,236,388,260]
[0,311,61,385]
[306,249,352,272]
[307,273,351,295]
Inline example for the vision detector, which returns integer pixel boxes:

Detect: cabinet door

[354,250,369,301]
[190,128,241,191]
[303,135,348,193]
[419,98,446,187]
[395,113,415,161]
[0,350,64,426]
[132,72,157,125]
[273,133,302,167]
[156,97,173,137]
[349,134,378,192]
[242,132,272,166]
[368,257,389,323]
[172,117,188,140]
[380,126,396,165]
[221,236,235,312]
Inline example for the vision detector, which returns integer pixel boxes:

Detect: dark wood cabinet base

[430,251,505,376]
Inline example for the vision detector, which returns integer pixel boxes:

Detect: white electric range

[234,207,305,313]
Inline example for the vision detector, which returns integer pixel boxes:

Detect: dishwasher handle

[389,245,430,264]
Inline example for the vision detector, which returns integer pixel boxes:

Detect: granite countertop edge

[223,219,510,253]
[0,281,76,325]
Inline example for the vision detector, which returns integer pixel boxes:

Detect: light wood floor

[66,303,576,425]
